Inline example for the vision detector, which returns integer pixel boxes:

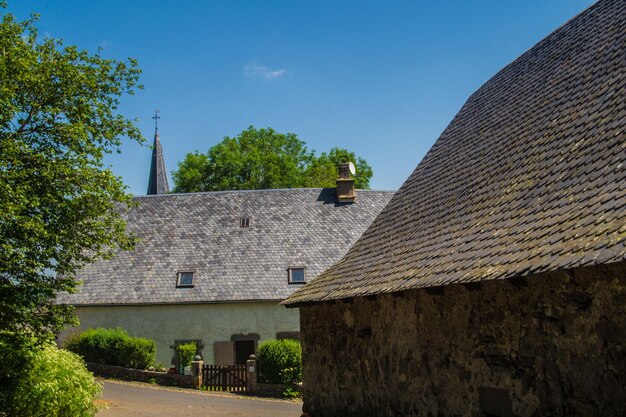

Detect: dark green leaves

[0,7,142,346]
[172,126,373,192]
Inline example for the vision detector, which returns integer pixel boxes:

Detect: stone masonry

[299,261,626,417]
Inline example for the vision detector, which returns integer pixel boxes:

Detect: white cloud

[244,62,287,80]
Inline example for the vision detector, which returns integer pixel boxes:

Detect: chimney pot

[338,163,351,179]
[336,163,356,203]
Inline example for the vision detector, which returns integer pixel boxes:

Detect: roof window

[177,271,194,288]
[240,217,250,227]
[288,267,306,284]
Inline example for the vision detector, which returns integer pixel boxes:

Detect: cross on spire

[152,110,160,131]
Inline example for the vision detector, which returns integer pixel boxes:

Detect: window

[240,217,250,227]
[177,271,194,287]
[288,267,306,284]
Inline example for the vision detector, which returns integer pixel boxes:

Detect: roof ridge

[133,188,396,198]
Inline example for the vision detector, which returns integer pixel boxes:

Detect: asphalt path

[98,380,303,417]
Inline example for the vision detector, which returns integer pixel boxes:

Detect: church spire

[147,110,170,195]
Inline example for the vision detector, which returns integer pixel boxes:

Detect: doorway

[234,340,256,365]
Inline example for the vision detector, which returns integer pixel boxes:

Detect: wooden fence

[201,364,247,392]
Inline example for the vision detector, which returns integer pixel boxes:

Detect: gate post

[246,354,257,393]
[191,355,204,389]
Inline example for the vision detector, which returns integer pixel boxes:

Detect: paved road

[98,380,302,417]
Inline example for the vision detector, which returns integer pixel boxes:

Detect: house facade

[58,130,394,367]
[286,1,626,416]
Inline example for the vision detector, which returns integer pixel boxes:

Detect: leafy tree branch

[172,126,373,192]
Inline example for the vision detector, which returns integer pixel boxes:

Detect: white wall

[65,302,300,366]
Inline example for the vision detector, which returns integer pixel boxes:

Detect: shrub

[177,341,197,369]
[280,366,303,398]
[0,340,31,415]
[64,327,156,369]
[256,338,302,384]
[11,345,102,417]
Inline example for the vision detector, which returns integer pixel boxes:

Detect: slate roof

[57,188,393,306]
[285,0,626,306]
[147,131,169,195]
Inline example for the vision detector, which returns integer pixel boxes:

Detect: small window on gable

[240,217,250,227]
[288,267,306,284]
[177,271,194,287]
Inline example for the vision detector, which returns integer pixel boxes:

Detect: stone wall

[298,261,626,417]
[86,362,193,388]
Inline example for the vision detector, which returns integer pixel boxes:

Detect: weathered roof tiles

[57,188,394,306]
[285,0,626,306]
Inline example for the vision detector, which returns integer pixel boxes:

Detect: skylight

[177,271,194,287]
[288,267,306,284]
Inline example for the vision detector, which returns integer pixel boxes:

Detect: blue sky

[10,0,595,194]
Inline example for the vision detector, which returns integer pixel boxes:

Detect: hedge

[256,338,302,384]
[177,341,197,369]
[11,345,102,417]
[64,328,156,369]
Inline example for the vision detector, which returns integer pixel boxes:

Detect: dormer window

[240,217,250,227]
[288,267,306,284]
[177,271,194,287]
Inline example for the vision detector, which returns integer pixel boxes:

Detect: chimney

[336,162,356,203]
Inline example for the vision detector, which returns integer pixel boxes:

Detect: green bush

[177,341,197,369]
[0,340,31,414]
[11,345,102,417]
[64,327,156,369]
[256,338,302,384]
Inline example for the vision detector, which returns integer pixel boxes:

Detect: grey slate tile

[57,188,393,306]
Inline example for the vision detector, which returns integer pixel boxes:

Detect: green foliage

[0,4,142,353]
[64,328,156,369]
[256,338,302,385]
[169,151,209,193]
[172,126,373,192]
[280,366,303,398]
[177,341,197,368]
[0,338,31,412]
[304,147,373,189]
[10,345,103,417]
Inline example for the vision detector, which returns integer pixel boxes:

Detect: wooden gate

[201,364,247,392]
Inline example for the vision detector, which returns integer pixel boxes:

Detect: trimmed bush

[256,338,302,384]
[12,345,102,417]
[65,327,156,369]
[177,341,197,369]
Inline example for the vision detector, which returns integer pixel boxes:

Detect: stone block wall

[299,261,626,417]
[86,362,193,388]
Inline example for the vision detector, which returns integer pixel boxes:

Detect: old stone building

[285,1,626,416]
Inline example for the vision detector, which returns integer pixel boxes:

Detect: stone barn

[285,1,626,416]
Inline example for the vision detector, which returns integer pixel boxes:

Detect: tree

[304,147,373,189]
[0,5,142,409]
[169,151,209,193]
[172,126,373,192]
